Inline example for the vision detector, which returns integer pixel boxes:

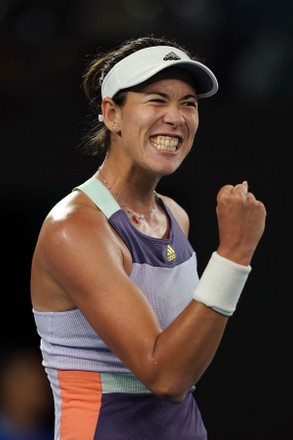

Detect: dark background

[1,1,292,439]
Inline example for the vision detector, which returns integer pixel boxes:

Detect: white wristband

[193,252,252,316]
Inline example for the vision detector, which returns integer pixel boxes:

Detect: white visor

[101,45,218,100]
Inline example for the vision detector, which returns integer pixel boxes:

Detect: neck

[97,167,157,224]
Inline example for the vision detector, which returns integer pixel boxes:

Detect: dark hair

[80,35,197,157]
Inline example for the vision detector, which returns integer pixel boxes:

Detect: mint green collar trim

[74,176,120,219]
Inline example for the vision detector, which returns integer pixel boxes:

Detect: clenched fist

[216,181,266,266]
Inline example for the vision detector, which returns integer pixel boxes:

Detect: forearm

[147,300,227,402]
[140,252,251,401]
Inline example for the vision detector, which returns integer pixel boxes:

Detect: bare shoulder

[157,193,190,236]
[31,190,131,311]
[36,190,112,256]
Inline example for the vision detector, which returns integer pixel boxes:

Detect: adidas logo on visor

[163,51,181,61]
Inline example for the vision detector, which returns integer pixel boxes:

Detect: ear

[101,98,121,132]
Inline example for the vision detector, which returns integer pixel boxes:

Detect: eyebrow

[147,91,197,100]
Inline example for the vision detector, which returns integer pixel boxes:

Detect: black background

[1,1,292,438]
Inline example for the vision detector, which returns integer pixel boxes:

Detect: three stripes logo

[166,245,176,262]
[163,51,181,61]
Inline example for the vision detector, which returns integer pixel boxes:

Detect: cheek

[187,115,199,138]
[193,122,199,137]
[124,115,154,144]
[121,106,151,132]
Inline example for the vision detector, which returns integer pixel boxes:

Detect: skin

[31,68,266,403]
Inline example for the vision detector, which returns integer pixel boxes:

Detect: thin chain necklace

[98,168,156,224]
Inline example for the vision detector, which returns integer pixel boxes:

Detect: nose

[163,104,185,127]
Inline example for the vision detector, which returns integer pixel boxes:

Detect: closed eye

[182,101,198,108]
[149,98,166,103]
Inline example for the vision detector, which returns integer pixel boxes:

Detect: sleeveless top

[32,177,207,440]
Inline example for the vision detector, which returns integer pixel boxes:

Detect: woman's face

[114,67,200,177]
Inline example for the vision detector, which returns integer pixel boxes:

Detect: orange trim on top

[58,370,102,440]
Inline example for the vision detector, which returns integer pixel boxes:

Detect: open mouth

[150,135,179,152]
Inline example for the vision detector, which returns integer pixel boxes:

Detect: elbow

[146,379,189,403]
[153,387,188,403]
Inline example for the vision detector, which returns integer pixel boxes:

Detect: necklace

[97,168,156,224]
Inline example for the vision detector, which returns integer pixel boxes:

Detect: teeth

[150,136,179,152]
